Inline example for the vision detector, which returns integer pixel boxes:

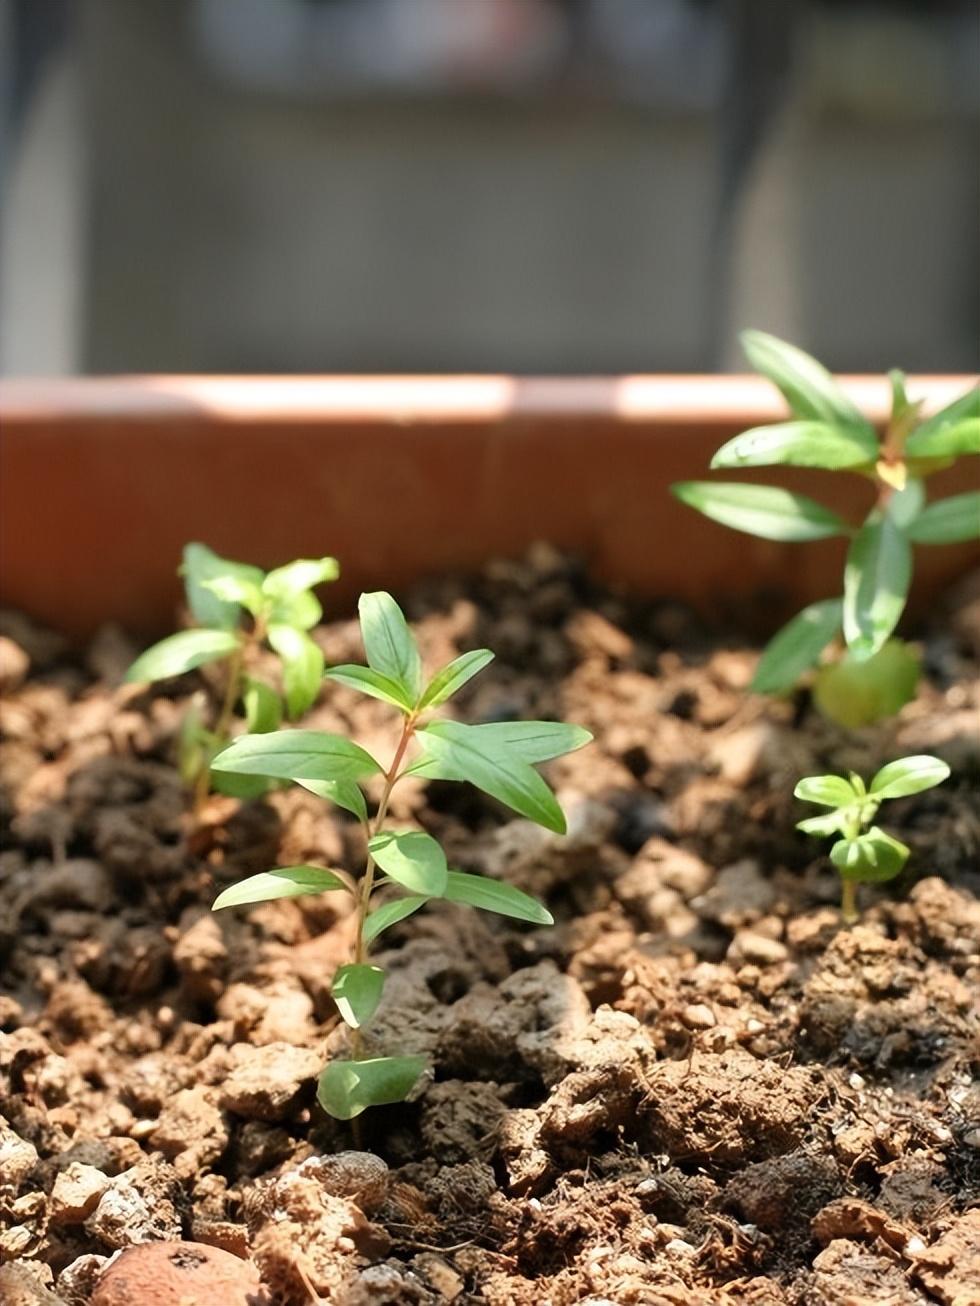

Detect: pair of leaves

[796,756,950,812]
[830,829,910,884]
[327,592,494,715]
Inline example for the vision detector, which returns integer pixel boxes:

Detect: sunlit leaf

[213,865,349,910]
[318,1055,427,1120]
[368,830,448,896]
[830,827,910,883]
[182,543,264,630]
[672,482,848,542]
[358,592,422,703]
[905,387,980,458]
[751,597,842,694]
[262,556,339,597]
[126,629,240,683]
[869,755,950,800]
[325,664,417,712]
[741,330,873,432]
[710,421,877,471]
[843,512,911,659]
[363,895,428,944]
[443,870,552,925]
[331,964,385,1029]
[211,730,381,783]
[906,492,980,545]
[244,678,282,733]
[794,775,859,808]
[296,777,368,821]
[419,649,495,709]
[268,624,324,718]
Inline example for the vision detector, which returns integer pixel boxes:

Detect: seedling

[210,591,591,1120]
[795,754,949,923]
[673,333,979,726]
[126,543,339,807]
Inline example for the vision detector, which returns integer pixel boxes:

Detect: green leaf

[331,964,385,1029]
[296,777,368,821]
[318,1055,427,1121]
[751,597,843,694]
[419,649,495,709]
[794,775,859,808]
[408,720,593,779]
[201,574,265,615]
[368,830,448,896]
[843,512,912,659]
[830,827,910,883]
[213,865,349,910]
[889,369,909,420]
[267,589,322,631]
[905,386,980,458]
[358,592,422,702]
[671,482,848,542]
[182,543,264,630]
[813,639,920,729]
[268,625,324,718]
[443,870,553,925]
[869,755,950,800]
[262,556,340,597]
[210,770,272,800]
[906,492,980,545]
[244,678,282,733]
[363,895,428,943]
[211,730,381,783]
[325,664,416,712]
[126,629,240,683]
[741,330,873,432]
[797,812,847,838]
[887,478,926,531]
[417,720,567,834]
[710,421,877,472]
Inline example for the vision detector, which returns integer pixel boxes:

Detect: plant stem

[841,879,858,925]
[349,714,416,1059]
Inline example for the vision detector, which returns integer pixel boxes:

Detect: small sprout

[795,754,950,923]
[672,333,979,726]
[211,591,592,1120]
[126,543,338,810]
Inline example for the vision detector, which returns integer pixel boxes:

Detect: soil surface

[1,547,978,1305]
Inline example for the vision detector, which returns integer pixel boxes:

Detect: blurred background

[1,0,977,378]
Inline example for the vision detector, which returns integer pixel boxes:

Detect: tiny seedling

[210,591,591,1120]
[673,333,979,726]
[126,543,339,807]
[795,754,949,923]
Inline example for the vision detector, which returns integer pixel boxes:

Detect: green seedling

[126,543,339,808]
[795,754,949,923]
[673,332,979,726]
[210,590,592,1120]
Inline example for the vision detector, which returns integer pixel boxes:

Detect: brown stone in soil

[219,1041,320,1122]
[911,1209,980,1306]
[90,1241,269,1306]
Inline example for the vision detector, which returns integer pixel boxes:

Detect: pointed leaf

[244,678,282,733]
[262,556,340,597]
[182,543,264,630]
[905,387,980,458]
[363,895,428,944]
[751,598,842,694]
[211,730,381,783]
[325,664,416,712]
[318,1055,427,1120]
[830,827,910,883]
[368,830,448,896]
[710,421,877,471]
[794,775,859,807]
[741,330,873,432]
[906,492,980,545]
[419,649,495,709]
[443,870,553,925]
[671,482,848,542]
[331,964,385,1029]
[408,720,593,778]
[358,592,422,702]
[268,589,322,631]
[296,777,368,821]
[417,720,566,833]
[213,865,349,910]
[268,624,324,718]
[869,755,950,800]
[843,513,911,659]
[126,629,240,683]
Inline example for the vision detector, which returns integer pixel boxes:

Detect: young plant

[795,754,949,923]
[210,591,592,1120]
[673,333,979,726]
[126,543,339,807]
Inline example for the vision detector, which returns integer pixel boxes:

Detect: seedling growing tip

[210,591,591,1120]
[795,754,949,923]
[673,333,979,727]
[126,543,339,809]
